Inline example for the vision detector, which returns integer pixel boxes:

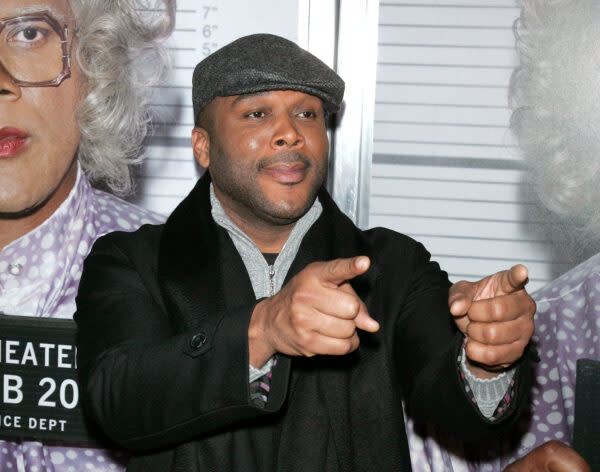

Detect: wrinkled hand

[503,441,590,472]
[448,264,535,376]
[248,256,380,367]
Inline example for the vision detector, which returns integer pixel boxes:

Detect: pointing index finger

[499,264,529,294]
[320,256,370,285]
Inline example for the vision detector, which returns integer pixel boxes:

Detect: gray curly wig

[68,0,175,195]
[510,0,600,241]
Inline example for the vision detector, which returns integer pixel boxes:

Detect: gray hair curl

[68,0,175,195]
[510,0,600,241]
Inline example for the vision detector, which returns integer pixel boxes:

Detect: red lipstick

[0,127,28,158]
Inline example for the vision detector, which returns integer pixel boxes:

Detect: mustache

[257,152,311,171]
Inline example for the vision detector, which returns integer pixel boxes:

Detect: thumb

[498,264,529,294]
[320,256,370,286]
[448,280,476,317]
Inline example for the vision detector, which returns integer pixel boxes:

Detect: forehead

[221,90,323,109]
[0,0,71,22]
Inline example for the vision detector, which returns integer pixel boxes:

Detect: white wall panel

[368,1,566,291]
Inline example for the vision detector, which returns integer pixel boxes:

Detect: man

[75,34,537,471]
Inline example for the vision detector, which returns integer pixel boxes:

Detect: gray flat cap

[192,33,345,123]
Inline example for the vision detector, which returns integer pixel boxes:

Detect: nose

[271,114,304,149]
[0,61,21,100]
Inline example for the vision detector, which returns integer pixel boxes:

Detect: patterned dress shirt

[0,166,163,472]
[406,253,600,471]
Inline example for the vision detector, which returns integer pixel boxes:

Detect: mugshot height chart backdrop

[368,0,568,292]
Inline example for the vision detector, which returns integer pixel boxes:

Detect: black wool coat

[75,174,534,471]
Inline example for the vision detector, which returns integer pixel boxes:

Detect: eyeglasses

[0,12,71,87]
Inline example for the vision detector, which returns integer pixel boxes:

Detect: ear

[191,127,210,168]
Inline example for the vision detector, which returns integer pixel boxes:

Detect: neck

[0,162,78,253]
[223,207,294,253]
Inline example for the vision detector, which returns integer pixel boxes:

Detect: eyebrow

[5,6,67,23]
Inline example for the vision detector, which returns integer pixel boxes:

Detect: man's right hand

[248,256,380,367]
[503,441,591,472]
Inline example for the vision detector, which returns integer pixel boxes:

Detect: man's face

[0,0,81,217]
[193,90,329,227]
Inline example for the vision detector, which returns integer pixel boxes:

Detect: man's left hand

[448,265,535,377]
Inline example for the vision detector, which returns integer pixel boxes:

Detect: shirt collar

[210,183,323,298]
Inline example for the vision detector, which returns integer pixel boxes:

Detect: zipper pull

[268,265,275,297]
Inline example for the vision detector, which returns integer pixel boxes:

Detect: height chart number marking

[200,4,220,57]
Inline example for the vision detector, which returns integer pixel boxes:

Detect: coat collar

[157,173,229,331]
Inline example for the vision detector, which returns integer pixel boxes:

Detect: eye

[7,24,50,46]
[21,27,41,41]
[298,110,317,119]
[246,110,266,119]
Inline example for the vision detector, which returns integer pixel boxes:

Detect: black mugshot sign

[0,314,96,442]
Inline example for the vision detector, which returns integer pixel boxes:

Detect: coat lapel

[157,173,254,333]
